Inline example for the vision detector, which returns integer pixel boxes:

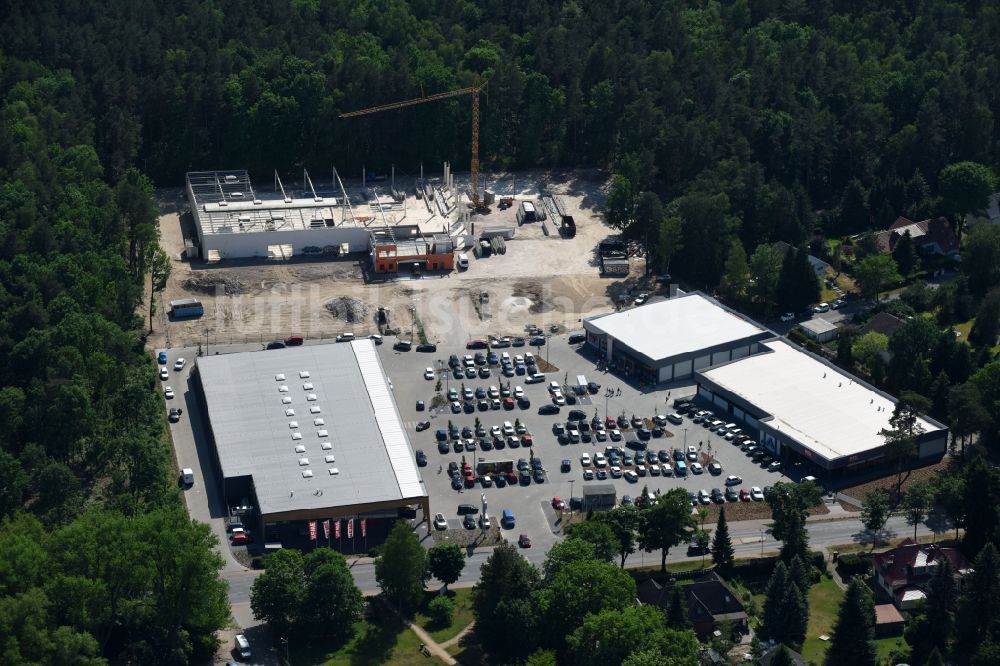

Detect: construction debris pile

[183,274,244,295]
[324,296,370,323]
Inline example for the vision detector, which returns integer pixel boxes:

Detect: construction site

[154,83,656,350]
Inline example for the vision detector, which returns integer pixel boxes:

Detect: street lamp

[759,528,764,558]
[683,427,688,448]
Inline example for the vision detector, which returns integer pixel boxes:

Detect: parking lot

[379,333,794,553]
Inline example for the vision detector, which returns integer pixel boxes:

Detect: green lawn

[290,614,428,666]
[875,636,908,662]
[414,588,475,643]
[801,577,845,663]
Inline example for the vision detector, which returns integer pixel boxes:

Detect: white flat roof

[585,293,768,362]
[197,341,426,517]
[699,339,944,461]
[800,318,839,334]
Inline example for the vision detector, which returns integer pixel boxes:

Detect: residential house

[636,572,748,639]
[761,644,808,666]
[871,538,972,610]
[875,216,959,260]
[861,311,905,338]
[774,241,831,277]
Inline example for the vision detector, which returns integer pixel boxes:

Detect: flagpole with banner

[347,518,355,554]
[335,518,342,552]
[308,520,317,548]
[361,518,367,553]
[323,519,330,548]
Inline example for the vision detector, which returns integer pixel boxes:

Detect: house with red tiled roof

[875,216,959,259]
[871,538,972,610]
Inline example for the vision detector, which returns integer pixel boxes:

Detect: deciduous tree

[428,543,465,591]
[374,521,428,611]
[637,488,696,572]
[855,254,901,303]
[860,489,890,547]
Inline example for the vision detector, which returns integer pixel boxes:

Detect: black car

[416,400,425,412]
[578,421,590,432]
[561,459,571,472]
[494,436,505,449]
[568,409,587,421]
[626,439,647,451]
[533,469,545,483]
[513,337,525,347]
[568,332,586,344]
[415,450,427,466]
[168,408,182,422]
[449,354,460,368]
[474,352,486,365]
[462,426,473,438]
[565,394,577,405]
[519,469,531,485]
[530,336,546,346]
[451,474,463,490]
[517,398,531,409]
[531,458,543,471]
[438,441,450,454]
[711,488,724,503]
[453,367,463,379]
[587,382,601,394]
[495,474,507,488]
[478,367,491,378]
[458,503,479,515]
[478,400,489,411]
[463,514,476,529]
[480,438,494,451]
[393,340,412,351]
[539,404,561,415]
[658,449,671,463]
[416,343,437,353]
[415,421,430,431]
[452,441,463,453]
[266,341,286,350]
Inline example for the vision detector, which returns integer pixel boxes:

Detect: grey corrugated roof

[197,341,426,517]
[583,484,617,496]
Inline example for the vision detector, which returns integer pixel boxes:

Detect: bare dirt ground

[150,169,659,350]
[838,456,961,504]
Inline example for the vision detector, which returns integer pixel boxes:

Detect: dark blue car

[436,429,448,441]
[157,351,167,364]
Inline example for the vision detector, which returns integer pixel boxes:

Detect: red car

[466,339,489,349]
[739,488,751,502]
[606,416,617,428]
[506,470,518,484]
[503,397,514,409]
[284,335,304,346]
[522,434,533,447]
[518,533,532,548]
[551,496,565,510]
[231,532,252,545]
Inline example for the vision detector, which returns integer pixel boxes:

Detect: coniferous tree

[711,506,735,574]
[825,578,877,666]
[761,561,790,640]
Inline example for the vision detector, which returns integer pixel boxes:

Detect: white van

[235,633,252,659]
[181,468,194,485]
[457,253,469,270]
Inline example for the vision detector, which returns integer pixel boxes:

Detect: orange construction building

[370,226,455,274]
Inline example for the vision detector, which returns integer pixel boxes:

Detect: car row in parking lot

[445,350,540,380]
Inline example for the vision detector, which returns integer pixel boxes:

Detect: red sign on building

[360,519,367,537]
[308,520,317,541]
[347,518,354,539]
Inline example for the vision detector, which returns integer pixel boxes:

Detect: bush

[428,594,454,627]
[837,553,871,576]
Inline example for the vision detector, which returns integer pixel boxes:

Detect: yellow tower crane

[340,82,488,208]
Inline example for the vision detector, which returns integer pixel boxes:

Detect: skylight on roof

[279,385,289,392]
[298,457,309,466]
[310,406,321,413]
[288,421,298,429]
[328,468,339,475]
[291,432,302,440]
[307,393,317,401]
[314,418,325,426]
[299,371,310,379]
[317,429,328,437]
[302,470,313,478]
[325,455,335,463]
[284,409,295,416]
[275,374,286,381]
[282,396,292,404]
[294,445,306,453]
[321,442,332,450]
[303,382,314,390]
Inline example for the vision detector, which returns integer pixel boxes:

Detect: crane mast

[340,83,487,208]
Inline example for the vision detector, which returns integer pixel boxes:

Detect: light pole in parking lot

[683,427,688,448]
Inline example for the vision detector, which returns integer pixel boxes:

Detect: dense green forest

[3,0,1000,662]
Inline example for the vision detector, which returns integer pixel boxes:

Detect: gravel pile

[325,296,369,323]
[183,274,244,295]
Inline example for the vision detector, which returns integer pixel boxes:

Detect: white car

[159,366,169,380]
[164,386,174,399]
[433,513,448,530]
[479,515,492,529]
[634,293,649,306]
[609,429,622,441]
[423,367,435,380]
[514,386,524,399]
[751,486,765,501]
[553,392,566,406]
[491,426,502,438]
[181,468,194,485]
[549,381,561,393]
[649,464,661,476]
[594,453,607,467]
[610,466,623,478]
[725,475,743,486]
[503,421,515,436]
[581,452,592,466]
[690,462,704,474]
[814,302,830,313]
[488,385,500,398]
[686,445,698,461]
[174,358,186,371]
[698,489,711,505]
[624,470,638,482]
[780,312,794,322]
